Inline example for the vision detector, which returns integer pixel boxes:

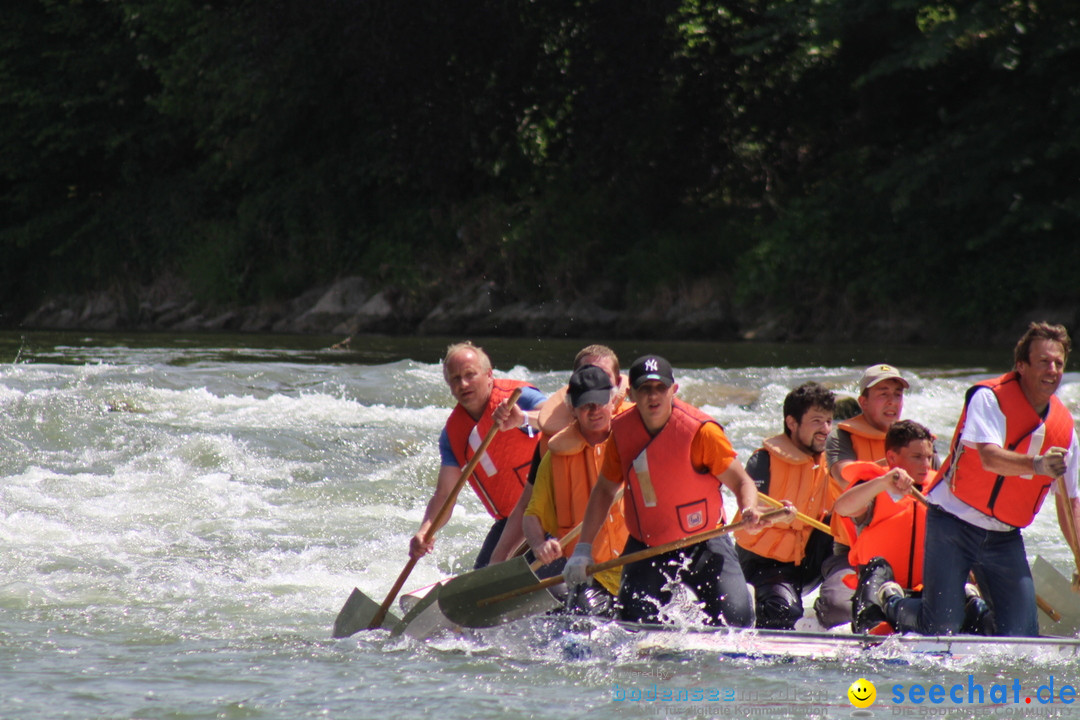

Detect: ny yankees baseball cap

[629,355,675,389]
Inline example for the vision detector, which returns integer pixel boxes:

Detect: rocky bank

[15,275,1079,345]
[17,275,749,341]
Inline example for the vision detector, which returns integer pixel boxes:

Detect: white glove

[1034,447,1068,478]
[562,542,592,587]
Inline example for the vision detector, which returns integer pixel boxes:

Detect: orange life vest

[546,421,629,563]
[735,434,835,564]
[929,372,1076,528]
[829,414,888,547]
[837,414,887,463]
[842,461,927,589]
[612,398,727,547]
[444,378,540,520]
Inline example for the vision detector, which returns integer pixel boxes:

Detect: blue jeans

[473,517,507,569]
[889,505,1037,636]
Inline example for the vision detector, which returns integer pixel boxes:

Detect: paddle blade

[437,557,560,628]
[1034,556,1080,637]
[390,584,462,640]
[399,580,444,615]
[332,588,402,638]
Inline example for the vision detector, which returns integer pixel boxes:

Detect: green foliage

[1,0,1078,337]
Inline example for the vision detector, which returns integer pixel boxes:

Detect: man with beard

[735,382,839,629]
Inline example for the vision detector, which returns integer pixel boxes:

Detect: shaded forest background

[2,0,1078,341]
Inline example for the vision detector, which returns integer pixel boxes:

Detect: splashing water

[2,332,1078,719]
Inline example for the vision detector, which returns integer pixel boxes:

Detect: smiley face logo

[847,678,876,708]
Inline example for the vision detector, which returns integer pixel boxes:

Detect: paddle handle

[528,524,582,572]
[368,556,421,629]
[1038,594,1063,622]
[480,506,794,607]
[509,538,530,559]
[1057,475,1080,581]
[426,387,524,545]
[758,493,832,535]
[369,387,524,629]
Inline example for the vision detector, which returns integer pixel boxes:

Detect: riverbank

[14,274,1078,345]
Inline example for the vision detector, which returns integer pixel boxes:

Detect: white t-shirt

[927,386,1080,531]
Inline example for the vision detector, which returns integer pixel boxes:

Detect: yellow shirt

[526,449,622,595]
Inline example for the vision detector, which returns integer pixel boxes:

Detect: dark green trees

[2,0,1077,336]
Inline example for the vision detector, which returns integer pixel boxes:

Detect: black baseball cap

[568,364,614,407]
[629,355,675,389]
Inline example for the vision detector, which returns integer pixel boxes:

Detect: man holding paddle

[734,382,839,629]
[487,344,629,566]
[522,364,631,613]
[409,342,546,569]
[836,420,988,634]
[835,420,936,633]
[861,322,1080,636]
[563,355,765,626]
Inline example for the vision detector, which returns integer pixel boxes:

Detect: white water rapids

[1,333,1079,719]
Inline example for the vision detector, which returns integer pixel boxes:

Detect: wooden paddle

[435,521,581,628]
[1037,591,1064,622]
[505,517,578,562]
[1031,448,1080,593]
[518,485,625,569]
[757,493,832,535]
[434,488,628,629]
[396,533,534,615]
[339,387,523,634]
[1033,556,1080,636]
[476,506,795,609]
[1055,474,1080,594]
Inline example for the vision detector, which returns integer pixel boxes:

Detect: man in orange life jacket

[862,323,1080,636]
[487,344,630,566]
[815,364,910,627]
[562,355,765,626]
[836,420,932,630]
[735,382,838,629]
[840,420,994,634]
[409,342,547,569]
[522,364,630,614]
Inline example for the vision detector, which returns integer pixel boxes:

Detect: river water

[2,331,1079,720]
